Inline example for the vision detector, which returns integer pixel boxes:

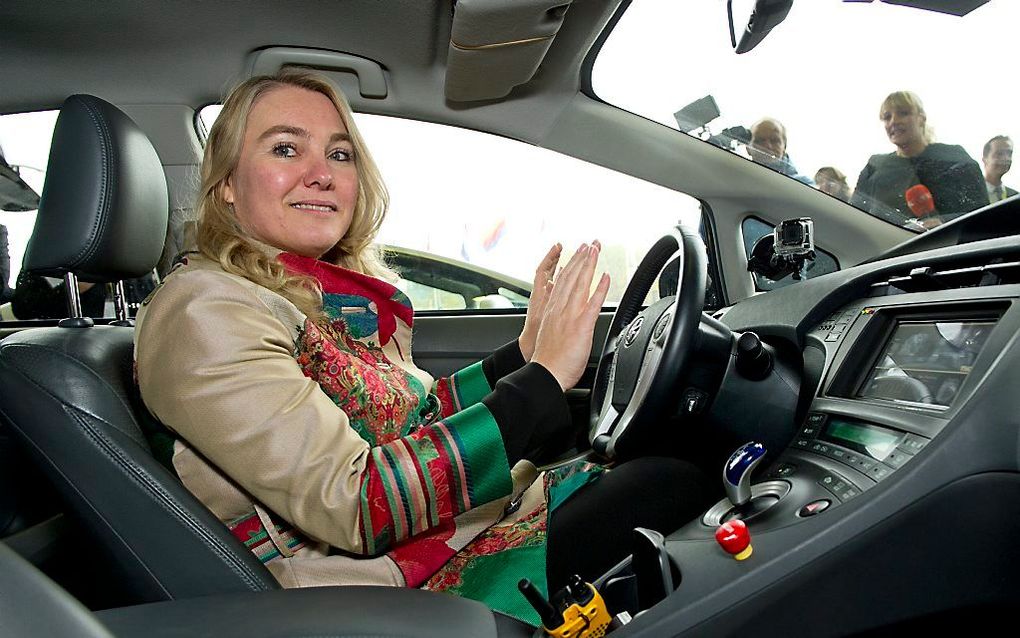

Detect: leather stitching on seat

[0,412,174,599]
[68,96,115,269]
[65,406,268,593]
[0,340,144,444]
[0,342,270,593]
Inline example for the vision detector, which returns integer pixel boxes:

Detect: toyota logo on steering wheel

[623,316,645,348]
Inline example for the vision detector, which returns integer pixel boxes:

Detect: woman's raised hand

[531,242,610,392]
[518,243,562,361]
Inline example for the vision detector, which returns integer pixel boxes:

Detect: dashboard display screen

[822,419,902,461]
[858,319,996,407]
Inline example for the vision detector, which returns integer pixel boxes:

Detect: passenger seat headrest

[23,94,169,283]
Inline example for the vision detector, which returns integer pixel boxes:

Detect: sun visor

[445,0,572,102]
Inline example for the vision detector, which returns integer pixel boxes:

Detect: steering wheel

[589,225,707,460]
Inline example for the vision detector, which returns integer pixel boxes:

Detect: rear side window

[0,111,55,320]
[0,111,55,292]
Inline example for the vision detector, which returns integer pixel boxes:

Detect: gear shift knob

[724,442,766,508]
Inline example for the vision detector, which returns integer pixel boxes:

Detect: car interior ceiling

[2,0,1020,637]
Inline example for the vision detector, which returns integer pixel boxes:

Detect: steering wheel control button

[793,438,811,449]
[798,499,831,517]
[715,519,753,560]
[653,313,670,340]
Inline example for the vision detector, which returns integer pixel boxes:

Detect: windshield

[592,1,1016,233]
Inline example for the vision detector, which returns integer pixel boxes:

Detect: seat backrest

[0,95,277,603]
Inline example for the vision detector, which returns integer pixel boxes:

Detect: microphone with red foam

[905,184,935,218]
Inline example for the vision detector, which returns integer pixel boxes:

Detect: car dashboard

[632,211,1020,635]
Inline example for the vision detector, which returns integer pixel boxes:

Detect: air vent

[870,259,1020,296]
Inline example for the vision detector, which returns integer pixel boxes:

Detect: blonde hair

[879,91,935,144]
[196,69,390,318]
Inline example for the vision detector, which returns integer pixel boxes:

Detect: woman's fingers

[532,243,561,289]
[568,243,602,308]
[584,273,611,327]
[543,241,605,319]
[530,241,608,391]
[519,243,563,361]
[540,250,580,315]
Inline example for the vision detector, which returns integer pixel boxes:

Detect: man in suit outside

[982,135,1017,203]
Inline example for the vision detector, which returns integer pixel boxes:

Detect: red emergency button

[715,519,753,560]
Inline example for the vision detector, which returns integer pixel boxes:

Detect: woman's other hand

[518,243,562,360]
[532,242,610,391]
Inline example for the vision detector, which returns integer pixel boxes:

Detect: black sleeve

[925,146,987,220]
[10,272,107,319]
[481,339,527,387]
[11,272,65,319]
[481,362,571,466]
[850,160,875,210]
[947,156,987,217]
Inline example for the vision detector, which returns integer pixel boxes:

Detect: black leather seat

[0,95,278,604]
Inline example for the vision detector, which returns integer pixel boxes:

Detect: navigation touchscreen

[858,319,996,407]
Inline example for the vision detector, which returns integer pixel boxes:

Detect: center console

[598,237,1020,636]
[694,290,1011,531]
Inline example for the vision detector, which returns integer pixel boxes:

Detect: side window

[741,216,839,291]
[0,111,55,320]
[198,108,703,312]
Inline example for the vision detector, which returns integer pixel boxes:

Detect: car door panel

[411,312,612,382]
[412,313,613,454]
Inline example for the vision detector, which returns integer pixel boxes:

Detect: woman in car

[134,70,711,623]
[852,91,985,228]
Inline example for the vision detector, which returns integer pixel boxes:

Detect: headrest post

[64,272,83,318]
[111,280,134,327]
[58,272,94,328]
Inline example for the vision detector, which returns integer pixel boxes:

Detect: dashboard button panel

[792,412,924,485]
[899,434,930,454]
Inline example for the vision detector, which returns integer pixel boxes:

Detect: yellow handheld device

[519,576,612,638]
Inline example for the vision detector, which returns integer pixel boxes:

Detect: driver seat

[0,94,278,604]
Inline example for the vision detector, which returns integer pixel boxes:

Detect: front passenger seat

[0,95,278,605]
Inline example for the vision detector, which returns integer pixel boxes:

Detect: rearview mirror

[727,0,793,54]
